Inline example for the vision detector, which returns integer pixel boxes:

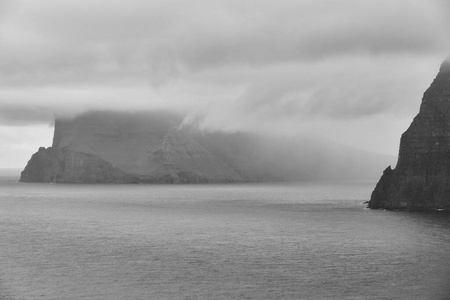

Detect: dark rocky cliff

[21,111,243,183]
[369,60,450,210]
[21,147,133,183]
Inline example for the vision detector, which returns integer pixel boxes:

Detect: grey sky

[0,0,449,168]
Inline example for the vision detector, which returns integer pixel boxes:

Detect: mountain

[369,60,450,210]
[21,111,242,183]
[21,111,394,183]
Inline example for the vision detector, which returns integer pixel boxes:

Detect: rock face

[21,111,243,183]
[369,60,450,210]
[21,147,132,183]
[21,110,394,184]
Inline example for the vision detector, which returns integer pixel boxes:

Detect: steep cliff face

[21,111,243,183]
[20,147,54,182]
[369,60,450,210]
[21,147,138,183]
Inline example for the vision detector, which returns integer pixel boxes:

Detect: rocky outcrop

[20,147,54,182]
[21,147,136,183]
[369,60,450,210]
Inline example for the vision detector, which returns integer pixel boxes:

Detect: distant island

[369,60,450,210]
[20,111,392,184]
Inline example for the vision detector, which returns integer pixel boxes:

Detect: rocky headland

[21,111,394,184]
[21,111,244,183]
[369,60,450,210]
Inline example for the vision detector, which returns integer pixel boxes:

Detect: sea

[0,173,449,300]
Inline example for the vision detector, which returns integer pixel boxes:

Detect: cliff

[369,60,450,210]
[21,111,243,183]
[21,111,394,184]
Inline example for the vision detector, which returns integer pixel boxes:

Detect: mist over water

[1,1,449,298]
[1,1,450,297]
[1,0,449,168]
[1,177,449,299]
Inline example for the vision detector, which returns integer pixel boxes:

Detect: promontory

[369,60,450,210]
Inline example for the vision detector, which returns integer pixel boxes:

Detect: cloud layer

[0,0,449,166]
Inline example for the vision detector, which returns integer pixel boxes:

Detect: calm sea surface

[0,176,449,299]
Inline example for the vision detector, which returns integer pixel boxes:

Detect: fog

[0,0,449,168]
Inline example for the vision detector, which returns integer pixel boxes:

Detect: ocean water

[0,176,449,300]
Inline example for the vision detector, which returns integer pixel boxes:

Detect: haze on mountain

[20,110,395,183]
[0,0,450,169]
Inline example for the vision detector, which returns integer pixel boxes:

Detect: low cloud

[0,0,449,157]
[0,103,53,126]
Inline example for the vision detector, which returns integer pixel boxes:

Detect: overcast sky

[0,0,449,168]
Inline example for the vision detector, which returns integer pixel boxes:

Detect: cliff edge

[369,60,450,210]
[21,111,243,183]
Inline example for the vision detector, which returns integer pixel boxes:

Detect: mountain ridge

[21,110,394,183]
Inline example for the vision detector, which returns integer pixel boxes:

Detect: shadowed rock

[369,59,450,210]
[21,111,243,183]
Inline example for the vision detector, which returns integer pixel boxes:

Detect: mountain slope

[21,110,394,183]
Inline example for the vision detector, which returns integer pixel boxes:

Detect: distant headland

[20,111,392,184]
